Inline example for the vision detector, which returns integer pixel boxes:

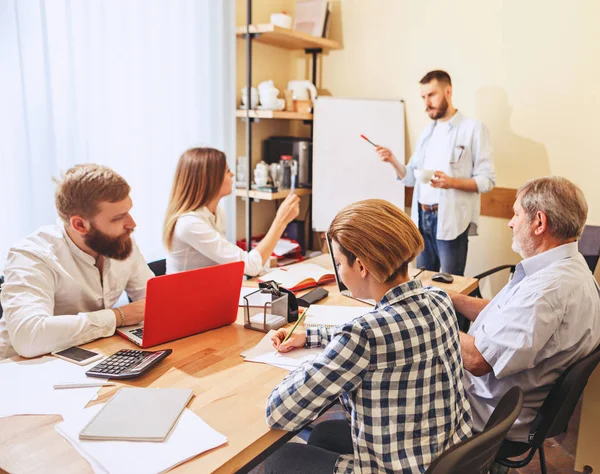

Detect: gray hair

[517,177,588,241]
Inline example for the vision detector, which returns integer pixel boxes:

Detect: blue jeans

[417,206,469,276]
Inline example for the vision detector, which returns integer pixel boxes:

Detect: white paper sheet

[242,330,322,371]
[55,405,227,474]
[0,356,107,420]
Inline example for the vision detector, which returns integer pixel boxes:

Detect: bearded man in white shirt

[377,70,496,276]
[0,164,153,359]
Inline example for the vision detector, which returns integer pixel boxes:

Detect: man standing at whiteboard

[377,70,495,276]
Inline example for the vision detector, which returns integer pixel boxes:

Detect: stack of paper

[242,330,322,371]
[56,404,227,474]
[0,356,107,420]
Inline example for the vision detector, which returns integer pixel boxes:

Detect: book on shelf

[304,305,367,328]
[259,263,335,291]
[294,0,329,37]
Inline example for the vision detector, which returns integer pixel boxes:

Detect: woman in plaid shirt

[265,199,472,473]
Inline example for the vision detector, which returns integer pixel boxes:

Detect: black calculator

[86,349,172,380]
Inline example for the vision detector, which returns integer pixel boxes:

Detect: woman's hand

[271,327,306,353]
[275,193,300,226]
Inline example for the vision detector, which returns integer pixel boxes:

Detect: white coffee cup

[414,169,435,184]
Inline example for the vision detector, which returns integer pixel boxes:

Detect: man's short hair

[420,70,452,86]
[518,177,588,241]
[54,164,131,222]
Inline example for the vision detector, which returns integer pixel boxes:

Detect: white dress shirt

[465,242,600,441]
[419,120,451,205]
[166,206,264,276]
[402,111,496,240]
[0,225,153,359]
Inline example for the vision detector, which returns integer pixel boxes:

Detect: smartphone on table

[51,346,103,366]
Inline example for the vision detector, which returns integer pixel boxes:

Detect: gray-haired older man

[449,177,600,441]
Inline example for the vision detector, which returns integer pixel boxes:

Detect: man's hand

[113,299,145,327]
[375,146,396,164]
[271,327,306,353]
[274,193,300,226]
[431,171,455,189]
[375,146,406,179]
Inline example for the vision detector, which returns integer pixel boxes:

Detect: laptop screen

[325,233,349,293]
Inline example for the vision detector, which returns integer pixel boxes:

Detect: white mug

[414,169,435,184]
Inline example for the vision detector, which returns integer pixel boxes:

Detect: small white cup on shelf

[270,12,292,29]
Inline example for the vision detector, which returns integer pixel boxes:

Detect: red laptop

[117,261,244,347]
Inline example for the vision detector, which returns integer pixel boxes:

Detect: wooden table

[0,255,477,474]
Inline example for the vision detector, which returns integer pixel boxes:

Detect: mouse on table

[431,272,454,284]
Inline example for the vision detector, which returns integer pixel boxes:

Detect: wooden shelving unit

[235,109,313,120]
[235,188,312,201]
[236,24,340,51]
[238,6,340,252]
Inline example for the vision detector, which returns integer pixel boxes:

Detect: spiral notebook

[304,305,367,328]
[79,387,193,442]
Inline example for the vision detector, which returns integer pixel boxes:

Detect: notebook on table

[304,305,368,328]
[259,263,335,291]
[78,387,193,442]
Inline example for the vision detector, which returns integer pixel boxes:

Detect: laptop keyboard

[130,327,144,339]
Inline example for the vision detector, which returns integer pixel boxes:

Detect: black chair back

[579,225,600,273]
[148,259,166,277]
[527,345,600,448]
[425,387,523,474]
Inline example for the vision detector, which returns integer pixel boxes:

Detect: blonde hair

[163,147,227,250]
[327,199,424,283]
[518,176,588,241]
[54,164,130,222]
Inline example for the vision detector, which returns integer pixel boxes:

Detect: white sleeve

[1,250,116,358]
[125,241,154,301]
[175,215,264,276]
[471,122,496,193]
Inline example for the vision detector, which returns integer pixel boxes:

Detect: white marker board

[312,97,406,231]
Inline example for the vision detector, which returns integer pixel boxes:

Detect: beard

[511,226,535,258]
[427,96,449,120]
[84,224,133,260]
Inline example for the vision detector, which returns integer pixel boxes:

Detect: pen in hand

[360,134,378,147]
[276,309,306,354]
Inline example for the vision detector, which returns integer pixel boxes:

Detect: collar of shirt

[518,241,579,278]
[428,109,463,134]
[376,279,424,309]
[60,224,99,267]
[191,206,223,227]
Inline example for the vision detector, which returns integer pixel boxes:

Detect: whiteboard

[312,97,405,231]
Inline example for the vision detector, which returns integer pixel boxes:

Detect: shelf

[236,24,340,51]
[235,188,312,201]
[236,109,313,120]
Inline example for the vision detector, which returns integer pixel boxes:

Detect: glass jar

[277,155,294,190]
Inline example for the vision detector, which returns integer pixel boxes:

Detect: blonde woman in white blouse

[163,147,300,276]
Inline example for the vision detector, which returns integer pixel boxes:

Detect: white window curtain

[0,0,236,268]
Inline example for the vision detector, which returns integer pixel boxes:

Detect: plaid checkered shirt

[266,280,473,473]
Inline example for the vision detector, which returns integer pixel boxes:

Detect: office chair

[495,345,600,474]
[579,225,600,273]
[425,386,523,474]
[148,259,166,277]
